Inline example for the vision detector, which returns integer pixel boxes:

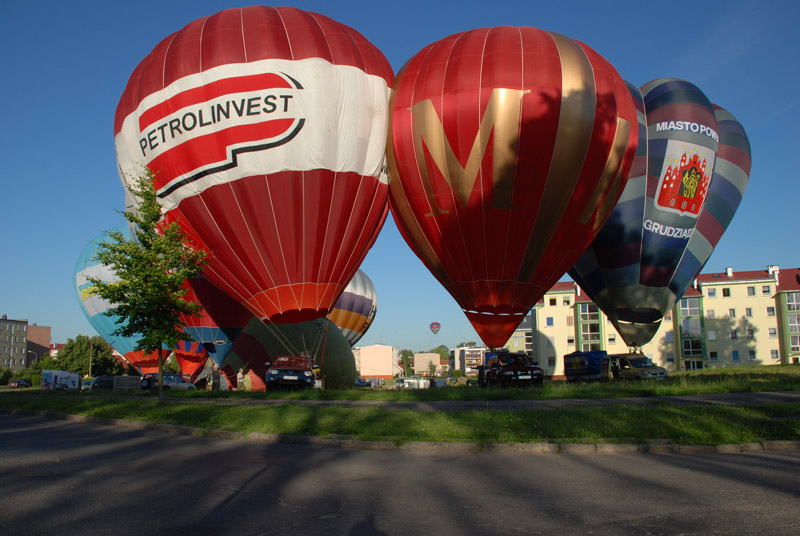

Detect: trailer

[41,370,80,390]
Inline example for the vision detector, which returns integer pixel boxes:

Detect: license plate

[518,375,531,380]
[283,375,298,380]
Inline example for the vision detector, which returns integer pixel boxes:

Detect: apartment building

[507,265,800,379]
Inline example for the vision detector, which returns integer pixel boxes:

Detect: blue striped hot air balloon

[326,270,377,346]
[569,78,751,348]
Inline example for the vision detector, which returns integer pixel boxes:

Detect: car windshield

[629,357,655,368]
[274,356,308,367]
[498,354,531,365]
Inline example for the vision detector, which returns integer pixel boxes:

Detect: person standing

[236,368,245,391]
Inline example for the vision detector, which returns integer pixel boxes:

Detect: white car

[141,373,196,391]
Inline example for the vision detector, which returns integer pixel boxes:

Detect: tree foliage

[54,335,122,377]
[88,171,207,402]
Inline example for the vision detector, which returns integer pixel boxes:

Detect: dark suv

[480,352,544,388]
[266,356,316,389]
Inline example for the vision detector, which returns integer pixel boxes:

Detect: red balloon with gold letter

[387,27,638,347]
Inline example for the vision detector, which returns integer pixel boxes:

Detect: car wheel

[141,379,150,389]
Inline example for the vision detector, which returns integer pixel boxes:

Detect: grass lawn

[2,366,799,446]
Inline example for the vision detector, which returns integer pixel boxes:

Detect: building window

[706,309,715,319]
[722,288,731,298]
[707,330,716,341]
[514,339,521,347]
[762,285,771,296]
[732,350,739,361]
[748,350,756,361]
[581,323,600,341]
[746,328,754,339]
[549,298,557,306]
[546,317,554,327]
[747,286,756,296]
[665,312,672,321]
[582,343,602,351]
[709,351,718,361]
[682,318,702,337]
[789,314,800,334]
[665,331,674,343]
[566,316,574,327]
[548,357,555,367]
[745,308,753,318]
[681,298,700,317]
[788,292,800,312]
[708,288,717,299]
[769,328,778,338]
[562,298,571,306]
[567,336,575,346]
[730,329,738,339]
[770,350,779,360]
[767,307,776,317]
[683,339,703,356]
[580,303,599,322]
[792,335,800,353]
[666,353,675,363]
[728,308,736,318]
[608,334,616,345]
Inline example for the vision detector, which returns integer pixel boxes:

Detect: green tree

[55,335,122,377]
[399,349,414,376]
[427,360,437,377]
[89,171,207,404]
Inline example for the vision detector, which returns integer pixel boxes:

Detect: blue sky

[1,0,797,351]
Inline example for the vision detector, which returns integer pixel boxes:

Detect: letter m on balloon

[409,88,529,215]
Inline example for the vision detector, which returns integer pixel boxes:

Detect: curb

[5,408,800,455]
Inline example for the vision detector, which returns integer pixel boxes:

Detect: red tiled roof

[696,269,775,284]
[778,268,800,291]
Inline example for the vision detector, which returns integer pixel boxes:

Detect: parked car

[480,352,544,388]
[395,378,405,389]
[81,379,95,391]
[140,373,196,391]
[266,356,316,390]
[7,379,31,388]
[353,376,368,388]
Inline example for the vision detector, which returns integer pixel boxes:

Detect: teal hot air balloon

[569,78,750,348]
[74,226,169,373]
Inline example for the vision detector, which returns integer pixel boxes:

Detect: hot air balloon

[171,339,209,382]
[326,269,378,346]
[569,78,750,348]
[179,275,254,364]
[114,6,394,326]
[74,227,169,374]
[223,317,356,390]
[429,322,441,335]
[387,27,638,348]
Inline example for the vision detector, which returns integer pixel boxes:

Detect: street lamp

[27,350,37,366]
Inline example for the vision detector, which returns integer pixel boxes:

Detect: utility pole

[88,341,92,378]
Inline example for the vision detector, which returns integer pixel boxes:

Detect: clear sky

[1,0,797,352]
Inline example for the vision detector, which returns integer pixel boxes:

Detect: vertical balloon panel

[114,7,394,327]
[387,27,637,348]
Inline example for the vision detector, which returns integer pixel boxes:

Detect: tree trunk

[157,347,164,406]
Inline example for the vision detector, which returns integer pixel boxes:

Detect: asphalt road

[2,413,799,535]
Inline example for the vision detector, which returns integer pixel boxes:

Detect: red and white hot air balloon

[115,6,394,325]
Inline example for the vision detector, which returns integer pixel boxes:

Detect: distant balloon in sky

[569,78,750,347]
[114,6,394,326]
[326,270,377,346]
[74,226,167,374]
[387,26,638,348]
[429,322,441,335]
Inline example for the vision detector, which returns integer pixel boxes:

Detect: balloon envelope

[429,322,441,335]
[223,317,356,390]
[387,27,638,348]
[326,269,378,346]
[74,226,166,374]
[115,6,394,326]
[569,79,750,347]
